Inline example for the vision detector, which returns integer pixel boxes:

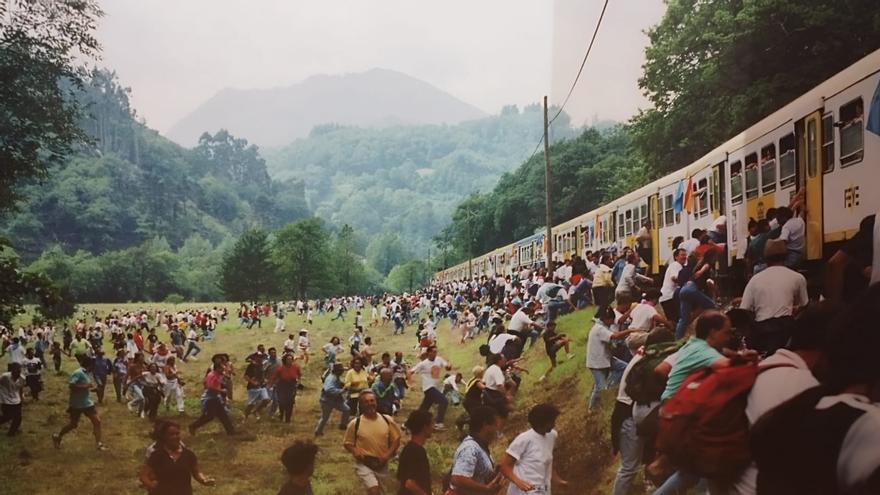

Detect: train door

[649,193,660,273]
[797,111,824,260]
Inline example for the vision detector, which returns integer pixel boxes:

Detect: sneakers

[434,423,446,431]
[52,433,61,449]
[96,442,109,451]
[538,375,547,382]
[566,353,575,360]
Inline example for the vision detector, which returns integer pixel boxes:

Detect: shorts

[247,387,270,405]
[545,342,561,359]
[354,461,388,489]
[67,405,96,421]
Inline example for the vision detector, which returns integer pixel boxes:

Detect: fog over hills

[167,68,488,147]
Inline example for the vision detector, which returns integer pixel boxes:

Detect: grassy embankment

[0,304,620,494]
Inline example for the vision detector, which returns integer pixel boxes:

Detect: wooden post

[543,95,553,270]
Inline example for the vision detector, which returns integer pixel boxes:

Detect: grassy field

[0,304,620,495]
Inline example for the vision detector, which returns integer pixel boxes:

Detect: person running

[586,307,638,410]
[449,406,504,495]
[22,348,43,401]
[142,362,167,420]
[315,363,350,436]
[344,357,370,416]
[53,356,108,451]
[298,330,311,365]
[139,420,215,494]
[188,362,235,436]
[343,391,402,495]
[538,321,574,382]
[411,346,452,430]
[397,409,434,495]
[244,352,272,420]
[279,440,319,495]
[183,327,201,362]
[163,356,185,414]
[272,353,301,424]
[0,363,25,436]
[500,403,568,494]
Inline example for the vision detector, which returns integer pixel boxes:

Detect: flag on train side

[683,176,694,214]
[868,79,880,136]
[673,179,685,214]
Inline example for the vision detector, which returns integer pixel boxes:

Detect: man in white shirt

[410,346,452,429]
[776,207,805,269]
[507,302,543,348]
[737,239,808,356]
[680,229,704,256]
[0,362,25,435]
[2,338,26,365]
[660,248,687,323]
[500,403,568,494]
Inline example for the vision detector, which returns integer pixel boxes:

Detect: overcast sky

[96,0,666,134]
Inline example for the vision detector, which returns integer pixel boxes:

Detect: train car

[436,48,880,291]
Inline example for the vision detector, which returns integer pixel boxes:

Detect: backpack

[655,362,794,479]
[624,339,686,405]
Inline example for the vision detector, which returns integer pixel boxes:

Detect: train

[435,48,880,288]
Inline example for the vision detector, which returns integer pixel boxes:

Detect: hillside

[167,68,488,147]
[265,105,576,257]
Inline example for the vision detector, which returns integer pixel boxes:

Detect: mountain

[264,104,576,257]
[166,68,488,147]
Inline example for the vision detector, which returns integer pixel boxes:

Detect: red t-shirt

[273,364,301,382]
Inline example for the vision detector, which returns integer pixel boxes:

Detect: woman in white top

[500,403,568,495]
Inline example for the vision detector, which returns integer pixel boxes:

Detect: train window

[839,98,864,167]
[729,160,743,205]
[760,144,776,193]
[745,153,759,199]
[618,213,625,239]
[822,113,834,173]
[697,178,709,217]
[807,119,818,178]
[640,204,648,226]
[779,134,796,188]
[664,194,674,227]
[625,210,633,236]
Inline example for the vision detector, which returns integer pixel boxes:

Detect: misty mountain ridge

[167,68,488,147]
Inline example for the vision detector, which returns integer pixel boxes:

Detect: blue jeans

[546,300,570,322]
[589,358,627,410]
[418,387,448,423]
[184,341,201,359]
[314,398,350,435]
[612,416,644,495]
[675,283,716,339]
[652,470,721,495]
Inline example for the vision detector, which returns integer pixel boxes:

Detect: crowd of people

[0,205,877,494]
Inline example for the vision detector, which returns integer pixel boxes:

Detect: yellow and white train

[436,48,880,287]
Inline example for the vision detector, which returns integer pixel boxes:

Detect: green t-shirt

[660,337,722,400]
[68,367,95,410]
[70,339,90,355]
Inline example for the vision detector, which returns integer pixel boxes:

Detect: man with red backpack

[650,312,757,494]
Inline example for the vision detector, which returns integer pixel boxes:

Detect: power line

[549,0,610,125]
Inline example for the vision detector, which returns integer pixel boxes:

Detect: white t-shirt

[628,303,659,332]
[586,322,614,369]
[740,266,808,322]
[779,216,805,253]
[283,338,296,351]
[505,429,558,495]
[835,396,880,492]
[508,310,534,332]
[411,357,448,392]
[489,333,518,355]
[616,263,638,294]
[680,238,700,255]
[0,372,24,405]
[660,261,683,302]
[483,364,505,391]
[4,344,25,365]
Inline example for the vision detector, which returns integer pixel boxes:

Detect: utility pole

[543,95,553,270]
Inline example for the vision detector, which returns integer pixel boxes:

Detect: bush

[163,293,186,304]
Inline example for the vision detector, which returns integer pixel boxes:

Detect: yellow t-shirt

[344,368,370,398]
[343,414,401,459]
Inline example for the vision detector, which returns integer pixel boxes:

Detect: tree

[272,218,334,299]
[0,0,102,212]
[630,0,880,175]
[366,233,409,276]
[385,260,430,294]
[331,224,368,295]
[220,229,275,301]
